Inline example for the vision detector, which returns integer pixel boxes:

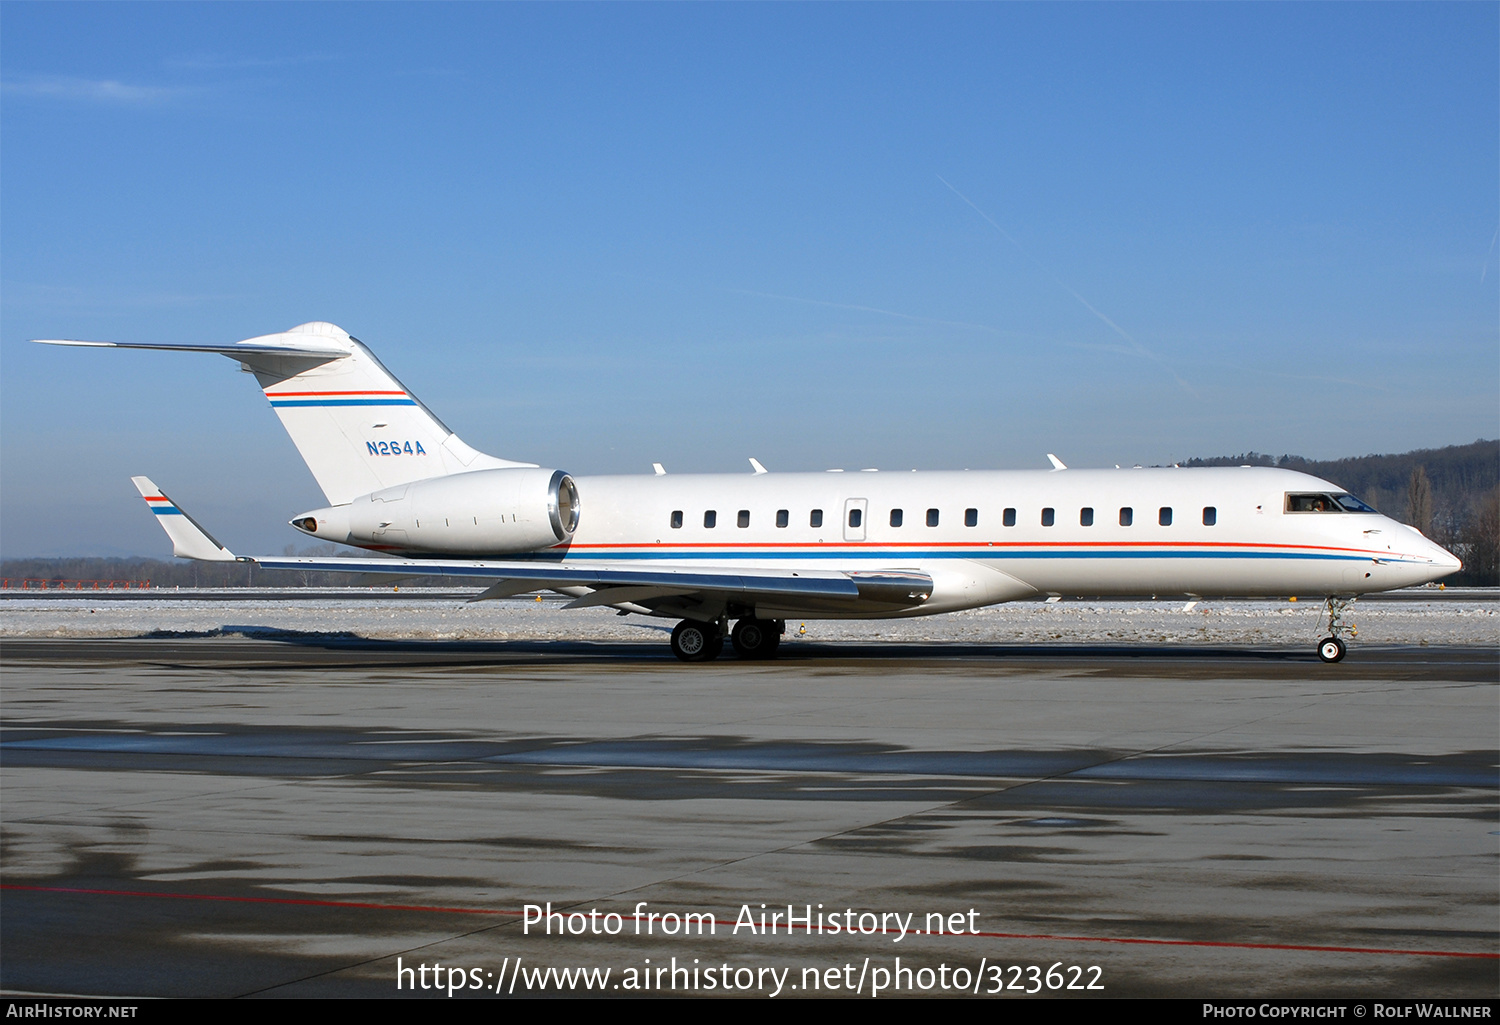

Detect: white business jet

[37,322,1460,662]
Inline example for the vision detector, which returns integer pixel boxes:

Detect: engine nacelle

[291,468,579,555]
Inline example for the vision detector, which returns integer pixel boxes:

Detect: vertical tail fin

[239,323,533,503]
[39,322,534,505]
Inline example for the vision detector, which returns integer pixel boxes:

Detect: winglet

[1046,453,1067,470]
[749,458,768,475]
[130,477,237,561]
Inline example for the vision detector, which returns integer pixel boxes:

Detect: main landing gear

[1316,596,1356,663]
[670,620,723,662]
[670,618,784,662]
[731,618,783,660]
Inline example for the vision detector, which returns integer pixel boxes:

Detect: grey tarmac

[1,638,1495,998]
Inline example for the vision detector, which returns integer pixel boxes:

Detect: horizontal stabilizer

[35,338,349,358]
[131,477,237,561]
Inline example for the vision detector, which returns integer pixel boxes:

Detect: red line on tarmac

[6,886,1494,959]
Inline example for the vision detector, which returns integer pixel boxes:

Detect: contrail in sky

[937,175,1195,396]
[1481,224,1498,284]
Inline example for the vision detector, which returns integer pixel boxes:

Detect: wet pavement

[1,639,1495,998]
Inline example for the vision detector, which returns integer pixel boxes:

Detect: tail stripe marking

[142,495,182,516]
[265,388,416,407]
[264,390,408,397]
[270,399,417,408]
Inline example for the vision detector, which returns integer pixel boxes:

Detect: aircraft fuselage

[299,465,1457,619]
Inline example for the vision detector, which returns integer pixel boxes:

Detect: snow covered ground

[2,590,1494,647]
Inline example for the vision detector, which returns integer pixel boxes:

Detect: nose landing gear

[1316,596,1356,663]
[1317,636,1346,663]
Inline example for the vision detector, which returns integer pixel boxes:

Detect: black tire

[1317,636,1346,663]
[732,618,780,659]
[671,621,719,662]
[731,619,766,658]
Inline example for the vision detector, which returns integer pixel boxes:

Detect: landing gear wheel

[1317,636,1346,663]
[1317,597,1356,664]
[731,618,781,659]
[671,620,721,662]
[766,621,783,654]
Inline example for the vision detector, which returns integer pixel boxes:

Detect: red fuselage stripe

[562,540,1379,555]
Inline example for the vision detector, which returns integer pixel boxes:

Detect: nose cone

[1430,540,1463,577]
[1404,530,1462,584]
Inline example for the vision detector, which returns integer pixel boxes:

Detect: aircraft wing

[129,476,932,611]
[250,555,933,608]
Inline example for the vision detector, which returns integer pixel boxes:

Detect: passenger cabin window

[704,510,717,528]
[1119,507,1133,526]
[1080,507,1094,527]
[1203,506,1217,526]
[737,510,750,528]
[965,508,978,527]
[776,509,789,528]
[1041,507,1055,527]
[1003,508,1016,527]
[848,508,862,528]
[890,509,903,527]
[670,510,683,529]
[926,508,939,527]
[810,509,823,528]
[1159,507,1173,526]
[1286,492,1377,513]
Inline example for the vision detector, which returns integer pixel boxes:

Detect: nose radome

[1433,542,1462,574]
[1398,525,1461,572]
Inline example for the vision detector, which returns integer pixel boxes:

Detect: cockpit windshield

[1285,492,1378,513]
[1331,493,1376,513]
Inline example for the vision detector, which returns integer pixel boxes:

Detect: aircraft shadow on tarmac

[118,624,1393,664]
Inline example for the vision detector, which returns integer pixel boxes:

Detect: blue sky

[3,3,1496,556]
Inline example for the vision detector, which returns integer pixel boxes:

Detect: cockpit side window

[1286,492,1376,513]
